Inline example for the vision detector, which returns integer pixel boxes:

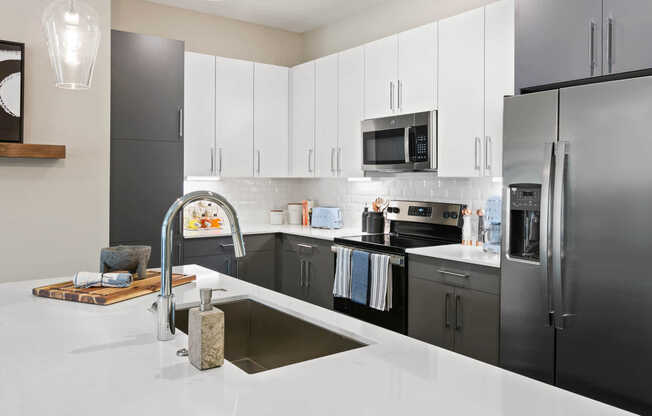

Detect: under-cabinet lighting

[185,176,222,182]
[347,177,372,182]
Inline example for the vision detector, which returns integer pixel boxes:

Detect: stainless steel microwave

[361,111,437,172]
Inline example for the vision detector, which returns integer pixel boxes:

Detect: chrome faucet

[153,190,246,341]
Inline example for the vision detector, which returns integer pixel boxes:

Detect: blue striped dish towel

[333,247,352,298]
[73,272,133,288]
[369,254,392,311]
[350,250,370,305]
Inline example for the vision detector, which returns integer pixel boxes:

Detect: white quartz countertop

[406,244,501,268]
[0,265,632,416]
[184,224,365,241]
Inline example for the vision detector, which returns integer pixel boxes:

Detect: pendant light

[42,0,100,90]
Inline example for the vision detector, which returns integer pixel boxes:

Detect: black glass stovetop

[334,233,455,254]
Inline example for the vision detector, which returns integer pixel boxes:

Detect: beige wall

[0,0,111,282]
[112,0,304,67]
[303,0,498,61]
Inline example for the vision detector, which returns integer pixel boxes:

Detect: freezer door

[500,90,558,383]
[557,76,652,414]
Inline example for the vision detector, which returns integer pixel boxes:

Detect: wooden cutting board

[32,270,196,306]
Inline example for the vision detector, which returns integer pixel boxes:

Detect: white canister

[287,203,303,225]
[270,210,284,225]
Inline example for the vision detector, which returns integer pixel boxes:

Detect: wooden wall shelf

[0,143,66,159]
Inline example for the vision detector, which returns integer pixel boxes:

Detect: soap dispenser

[188,288,224,370]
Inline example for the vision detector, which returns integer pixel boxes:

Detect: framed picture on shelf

[0,40,24,143]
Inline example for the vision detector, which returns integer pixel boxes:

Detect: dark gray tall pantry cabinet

[110,30,185,267]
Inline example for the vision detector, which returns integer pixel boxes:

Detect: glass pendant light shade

[42,0,100,89]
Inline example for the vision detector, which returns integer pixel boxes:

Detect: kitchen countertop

[407,244,501,268]
[184,224,366,241]
[0,265,632,416]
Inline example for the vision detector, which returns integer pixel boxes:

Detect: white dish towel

[369,253,392,311]
[333,246,352,298]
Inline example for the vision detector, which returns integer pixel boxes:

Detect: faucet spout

[154,190,245,341]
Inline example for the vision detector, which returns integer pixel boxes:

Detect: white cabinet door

[215,57,254,177]
[254,63,289,177]
[484,0,514,177]
[290,61,316,177]
[338,46,365,178]
[184,52,215,177]
[364,35,398,119]
[438,7,485,178]
[397,22,438,114]
[315,54,339,177]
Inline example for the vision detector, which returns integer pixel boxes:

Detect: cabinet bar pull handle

[331,148,336,173]
[308,149,313,173]
[438,269,469,278]
[306,261,311,288]
[210,147,215,175]
[608,17,614,74]
[220,243,234,248]
[485,136,492,173]
[389,81,394,111]
[455,295,462,330]
[589,21,597,76]
[218,148,223,175]
[297,243,313,249]
[474,137,481,170]
[337,147,342,174]
[445,293,451,328]
[299,260,304,287]
[257,150,261,175]
[178,108,183,138]
[397,80,402,111]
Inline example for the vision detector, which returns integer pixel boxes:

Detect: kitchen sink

[175,299,367,374]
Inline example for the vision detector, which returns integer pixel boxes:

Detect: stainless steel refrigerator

[501,76,652,415]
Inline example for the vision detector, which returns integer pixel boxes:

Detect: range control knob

[392,207,400,214]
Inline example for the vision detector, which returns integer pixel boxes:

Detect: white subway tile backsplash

[184,175,502,229]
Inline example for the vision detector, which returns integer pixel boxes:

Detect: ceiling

[146,0,391,33]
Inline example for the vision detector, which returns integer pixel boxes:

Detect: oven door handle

[330,245,405,267]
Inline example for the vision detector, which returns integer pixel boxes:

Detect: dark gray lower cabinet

[279,235,334,310]
[408,254,500,365]
[183,236,238,277]
[237,234,277,290]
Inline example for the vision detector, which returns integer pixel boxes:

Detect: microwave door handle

[404,127,411,163]
[540,142,555,327]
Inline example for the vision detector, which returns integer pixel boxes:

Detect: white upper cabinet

[484,0,514,177]
[397,22,438,114]
[215,57,254,178]
[338,46,365,178]
[315,54,339,177]
[254,63,289,177]
[184,52,215,177]
[364,35,399,119]
[290,61,316,177]
[438,7,486,178]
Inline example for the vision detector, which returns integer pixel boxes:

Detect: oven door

[331,247,408,334]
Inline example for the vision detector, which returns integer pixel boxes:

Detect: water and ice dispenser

[508,184,541,262]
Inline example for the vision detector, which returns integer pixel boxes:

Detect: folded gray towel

[73,272,133,288]
[333,247,352,298]
[369,254,392,311]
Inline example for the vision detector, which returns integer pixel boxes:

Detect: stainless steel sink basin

[175,299,367,374]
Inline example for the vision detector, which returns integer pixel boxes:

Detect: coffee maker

[508,184,541,261]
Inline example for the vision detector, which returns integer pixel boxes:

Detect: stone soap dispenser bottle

[188,288,224,370]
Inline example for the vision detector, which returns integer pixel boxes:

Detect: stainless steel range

[332,200,464,334]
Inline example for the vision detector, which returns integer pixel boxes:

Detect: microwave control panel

[410,125,429,162]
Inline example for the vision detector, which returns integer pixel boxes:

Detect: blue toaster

[311,207,344,229]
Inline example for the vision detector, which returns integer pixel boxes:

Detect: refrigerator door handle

[552,140,573,330]
[541,142,555,327]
